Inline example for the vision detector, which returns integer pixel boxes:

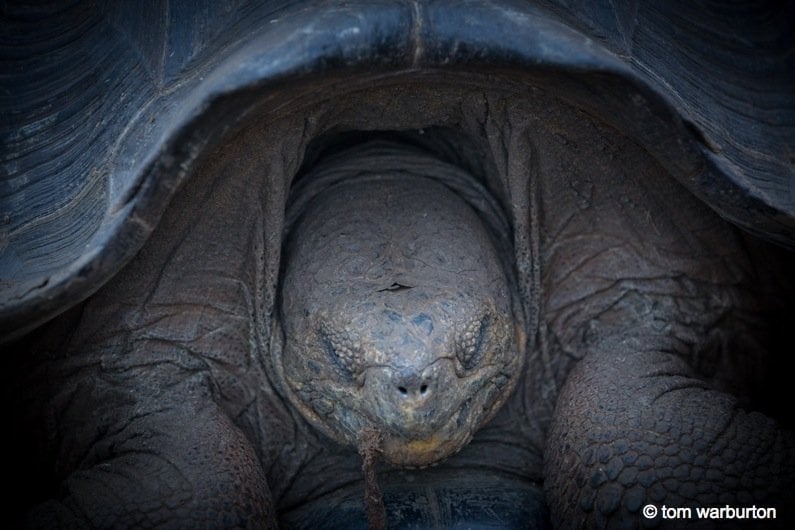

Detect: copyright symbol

[642,504,658,519]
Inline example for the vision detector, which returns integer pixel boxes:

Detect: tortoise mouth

[379,430,470,468]
[364,370,512,467]
[376,395,476,467]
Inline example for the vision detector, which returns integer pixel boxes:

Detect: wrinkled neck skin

[272,143,525,468]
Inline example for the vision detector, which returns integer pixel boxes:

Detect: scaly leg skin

[538,165,795,527]
[17,300,277,529]
[541,236,795,529]
[546,344,794,529]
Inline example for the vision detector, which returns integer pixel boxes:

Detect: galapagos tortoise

[2,1,795,528]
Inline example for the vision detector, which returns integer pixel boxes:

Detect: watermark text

[642,504,776,520]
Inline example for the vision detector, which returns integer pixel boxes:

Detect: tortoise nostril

[393,368,436,401]
[396,380,431,401]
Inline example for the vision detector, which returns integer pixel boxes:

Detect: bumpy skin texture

[547,349,795,529]
[276,158,522,467]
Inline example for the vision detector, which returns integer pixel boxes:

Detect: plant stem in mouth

[359,427,387,530]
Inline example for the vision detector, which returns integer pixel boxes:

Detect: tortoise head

[274,145,524,467]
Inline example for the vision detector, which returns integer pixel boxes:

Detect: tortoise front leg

[544,345,795,529]
[531,126,795,528]
[27,365,275,529]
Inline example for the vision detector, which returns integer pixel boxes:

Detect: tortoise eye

[320,329,360,378]
[457,317,489,370]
